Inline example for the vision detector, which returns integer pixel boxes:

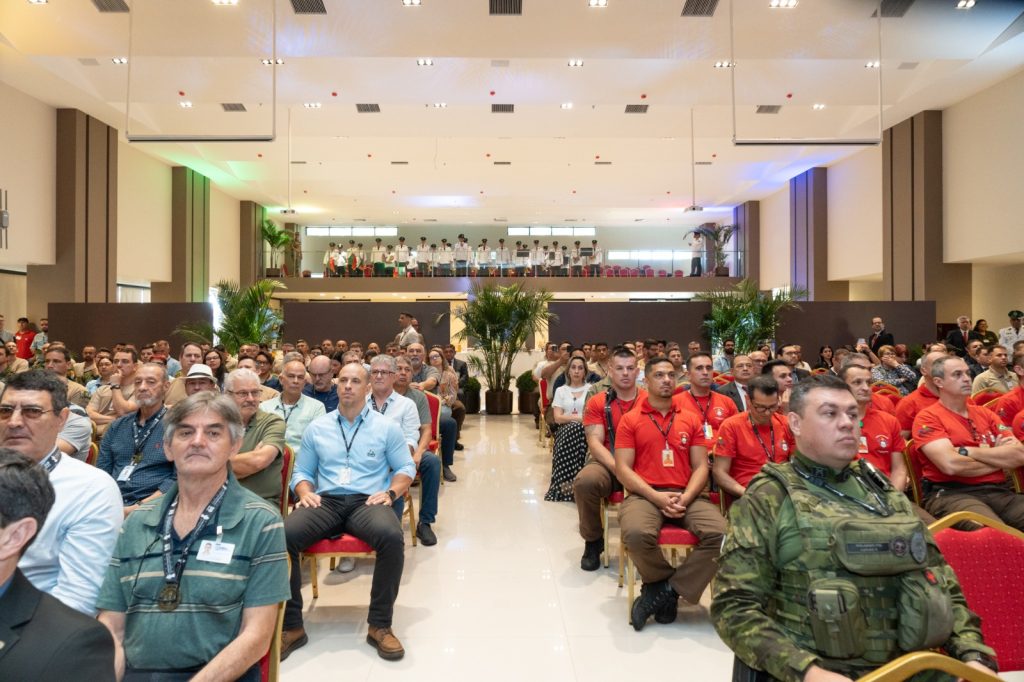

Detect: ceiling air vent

[221,103,247,112]
[563,218,578,222]
[353,218,367,222]
[594,161,612,165]
[874,0,915,18]
[290,161,307,165]
[490,0,522,16]
[290,0,327,14]
[356,103,381,113]
[681,0,718,17]
[695,161,713,166]
[491,59,510,68]
[756,104,781,114]
[493,161,512,165]
[491,103,514,113]
[78,58,100,66]
[423,218,438,222]
[391,161,409,165]
[91,0,129,12]
[898,62,919,70]
[625,104,649,114]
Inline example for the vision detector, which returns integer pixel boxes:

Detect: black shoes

[631,581,679,631]
[454,442,465,451]
[442,465,457,482]
[655,594,679,624]
[580,538,604,571]
[416,522,437,546]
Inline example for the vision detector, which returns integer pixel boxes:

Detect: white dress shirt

[260,393,327,456]
[367,390,421,450]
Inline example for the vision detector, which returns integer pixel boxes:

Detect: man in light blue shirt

[282,363,415,662]
[367,354,441,546]
[260,358,325,458]
[713,339,736,374]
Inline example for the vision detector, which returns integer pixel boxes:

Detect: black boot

[580,538,604,571]
[654,593,679,624]
[631,580,678,631]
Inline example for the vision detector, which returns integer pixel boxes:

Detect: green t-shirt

[239,410,286,506]
[95,476,289,671]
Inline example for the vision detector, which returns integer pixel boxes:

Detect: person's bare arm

[553,406,582,425]
[191,604,278,682]
[966,435,1024,469]
[585,423,614,470]
[919,440,1003,477]
[712,456,745,499]
[887,452,909,492]
[109,375,139,415]
[614,446,682,516]
[412,424,431,466]
[231,443,280,478]
[679,445,709,507]
[540,354,568,380]
[97,610,127,681]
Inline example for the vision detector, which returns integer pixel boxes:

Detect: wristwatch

[957,446,970,457]
[962,651,998,673]
[110,384,120,390]
[386,489,397,503]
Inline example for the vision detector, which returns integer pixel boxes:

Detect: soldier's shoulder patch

[916,425,932,437]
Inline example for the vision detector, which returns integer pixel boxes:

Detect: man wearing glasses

[260,359,325,460]
[2,370,121,615]
[224,369,286,508]
[302,355,339,412]
[712,375,794,501]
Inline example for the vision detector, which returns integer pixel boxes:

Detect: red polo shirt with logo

[714,412,794,487]
[913,401,1009,485]
[583,389,646,451]
[993,386,1024,427]
[858,406,906,476]
[673,390,737,442]
[1012,410,1024,442]
[616,399,707,489]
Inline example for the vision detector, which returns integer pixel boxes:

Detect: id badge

[858,436,869,455]
[662,446,675,468]
[117,464,136,482]
[340,467,352,485]
[703,423,713,439]
[197,540,235,565]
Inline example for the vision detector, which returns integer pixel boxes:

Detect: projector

[280,209,296,215]
[685,205,704,212]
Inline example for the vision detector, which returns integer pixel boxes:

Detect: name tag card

[197,540,235,565]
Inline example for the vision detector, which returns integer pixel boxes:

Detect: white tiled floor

[281,413,736,681]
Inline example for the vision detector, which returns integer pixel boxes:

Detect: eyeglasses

[370,370,395,376]
[227,389,262,399]
[0,405,54,420]
[750,402,779,413]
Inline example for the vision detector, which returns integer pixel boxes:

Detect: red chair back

[280,446,295,517]
[972,390,1002,406]
[86,442,99,466]
[424,391,441,451]
[539,379,551,410]
[933,524,1024,670]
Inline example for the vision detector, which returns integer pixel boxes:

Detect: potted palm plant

[450,282,555,415]
[175,279,286,355]
[261,220,293,278]
[695,278,805,354]
[463,376,481,414]
[699,224,736,277]
[516,369,539,415]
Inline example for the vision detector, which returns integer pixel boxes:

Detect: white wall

[0,272,28,319]
[117,142,172,283]
[759,187,790,290]
[972,264,1024,333]
[0,82,55,268]
[848,280,885,301]
[944,68,1024,263]
[209,185,240,285]
[827,146,882,281]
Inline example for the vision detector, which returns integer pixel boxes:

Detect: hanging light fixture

[685,108,703,212]
[280,109,296,214]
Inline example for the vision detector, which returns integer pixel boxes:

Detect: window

[352,226,375,236]
[375,226,398,236]
[607,250,630,260]
[306,226,330,236]
[573,226,596,236]
[508,227,530,236]
[529,226,551,236]
[551,227,574,236]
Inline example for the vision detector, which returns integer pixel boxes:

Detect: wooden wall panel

[776,300,938,355]
[48,303,212,355]
[548,302,712,348]
[281,301,451,349]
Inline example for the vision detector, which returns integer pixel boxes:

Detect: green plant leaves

[175,279,286,356]
[695,278,806,354]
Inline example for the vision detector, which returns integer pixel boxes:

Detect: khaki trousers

[573,460,619,542]
[924,483,1024,531]
[619,494,726,604]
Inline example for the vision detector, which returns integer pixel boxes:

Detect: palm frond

[695,278,806,353]
[205,279,287,355]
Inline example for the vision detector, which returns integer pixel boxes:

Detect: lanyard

[645,408,676,446]
[791,460,892,517]
[158,481,229,611]
[749,415,778,463]
[337,412,365,469]
[40,448,62,474]
[687,390,712,424]
[370,395,389,415]
[277,401,298,424]
[133,406,166,453]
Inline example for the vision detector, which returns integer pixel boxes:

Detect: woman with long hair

[204,349,226,389]
[544,356,592,502]
[429,346,466,445]
[814,345,833,371]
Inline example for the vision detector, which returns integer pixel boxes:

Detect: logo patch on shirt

[714,407,725,418]
[876,436,889,450]
[680,432,689,446]
[916,425,931,438]
[368,449,377,458]
[781,441,789,452]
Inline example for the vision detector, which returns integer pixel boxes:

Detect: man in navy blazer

[0,450,115,681]
[867,316,895,355]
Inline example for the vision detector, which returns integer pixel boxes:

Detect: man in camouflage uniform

[711,374,996,682]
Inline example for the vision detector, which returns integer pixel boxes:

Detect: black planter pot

[265,267,281,277]
[464,387,481,414]
[485,389,514,415]
[518,390,539,416]
[714,265,730,277]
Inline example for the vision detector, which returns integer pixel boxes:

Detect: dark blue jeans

[439,415,456,466]
[392,452,440,524]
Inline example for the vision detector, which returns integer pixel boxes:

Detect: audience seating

[930,512,1024,672]
[537,379,552,448]
[258,560,289,682]
[423,391,443,485]
[971,390,1003,406]
[303,535,377,600]
[280,446,295,518]
[853,651,1001,682]
[902,442,924,506]
[86,442,99,466]
[623,525,698,621]
[601,490,624,572]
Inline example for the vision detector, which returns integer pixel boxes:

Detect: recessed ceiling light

[587,0,608,7]
[303,102,322,109]
[560,102,573,110]
[864,60,881,68]
[111,57,128,65]
[416,58,433,66]
[27,0,48,4]
[433,102,447,108]
[261,58,284,66]
[714,61,734,68]
[812,103,826,110]
[769,0,798,6]
[956,0,975,7]
[179,101,193,109]
[402,0,421,5]
[211,0,239,5]
[567,59,584,68]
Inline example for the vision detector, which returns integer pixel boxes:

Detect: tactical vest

[762,460,955,674]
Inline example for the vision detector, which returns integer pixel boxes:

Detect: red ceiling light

[367,154,372,158]
[572,190,576,194]
[640,93,647,99]
[786,92,793,99]
[490,90,495,96]
[178,90,185,96]
[257,153,263,158]
[595,155,600,159]
[332,91,338,97]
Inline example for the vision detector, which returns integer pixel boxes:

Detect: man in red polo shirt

[1013,410,1024,442]
[616,357,726,631]
[841,352,897,416]
[13,317,35,361]
[992,349,1024,426]
[896,350,950,437]
[712,375,794,500]
[841,363,908,491]
[674,351,737,442]
[914,355,1024,529]
[572,346,646,571]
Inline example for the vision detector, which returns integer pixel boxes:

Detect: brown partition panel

[48,303,213,355]
[548,302,712,348]
[281,301,451,349]
[776,301,937,356]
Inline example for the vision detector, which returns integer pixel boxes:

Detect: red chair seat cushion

[658,526,698,546]
[934,527,1024,670]
[607,491,625,504]
[305,534,373,554]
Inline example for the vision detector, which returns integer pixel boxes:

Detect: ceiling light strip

[125,0,277,143]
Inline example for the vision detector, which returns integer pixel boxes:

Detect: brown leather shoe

[366,625,405,660]
[280,627,308,661]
